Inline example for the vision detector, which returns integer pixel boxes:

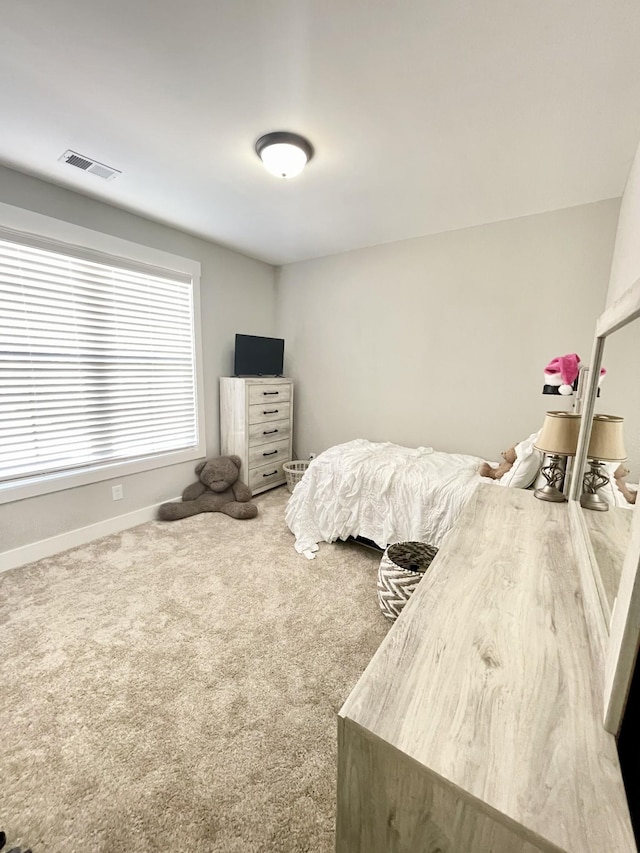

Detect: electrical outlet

[112,484,124,501]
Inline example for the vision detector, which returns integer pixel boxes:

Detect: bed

[285,436,634,559]
[285,438,531,559]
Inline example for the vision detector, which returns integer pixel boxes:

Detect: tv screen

[234,334,284,376]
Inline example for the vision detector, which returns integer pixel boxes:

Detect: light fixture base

[255,131,314,178]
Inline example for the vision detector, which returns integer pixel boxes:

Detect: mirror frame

[568,276,640,734]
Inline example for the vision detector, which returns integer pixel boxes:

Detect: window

[0,208,204,503]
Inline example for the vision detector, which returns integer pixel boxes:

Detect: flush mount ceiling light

[255,131,314,179]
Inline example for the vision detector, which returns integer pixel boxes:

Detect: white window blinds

[0,233,199,483]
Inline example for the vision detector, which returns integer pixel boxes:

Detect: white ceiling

[2,0,640,266]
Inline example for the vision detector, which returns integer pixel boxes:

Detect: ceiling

[2,0,640,266]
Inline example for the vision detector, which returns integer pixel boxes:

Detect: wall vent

[58,150,121,180]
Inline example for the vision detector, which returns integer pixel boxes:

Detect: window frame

[0,201,205,505]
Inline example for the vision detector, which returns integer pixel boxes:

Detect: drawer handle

[263,428,278,435]
[263,409,279,415]
[263,391,279,396]
[263,470,278,477]
[263,449,278,456]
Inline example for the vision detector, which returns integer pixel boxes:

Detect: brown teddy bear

[614,464,637,504]
[478,446,517,480]
[158,455,258,521]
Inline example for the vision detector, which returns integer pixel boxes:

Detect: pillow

[497,431,543,489]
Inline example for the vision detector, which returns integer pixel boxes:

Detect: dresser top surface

[340,484,635,852]
[220,376,292,384]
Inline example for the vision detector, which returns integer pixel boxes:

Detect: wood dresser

[219,376,293,495]
[336,485,636,853]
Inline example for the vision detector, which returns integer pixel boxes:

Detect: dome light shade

[255,132,314,179]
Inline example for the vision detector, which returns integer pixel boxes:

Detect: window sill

[0,445,204,505]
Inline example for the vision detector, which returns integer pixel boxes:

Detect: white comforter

[285,439,492,558]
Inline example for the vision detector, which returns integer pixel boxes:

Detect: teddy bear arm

[495,459,514,478]
[503,447,517,464]
[182,481,207,501]
[615,477,637,504]
[613,465,637,504]
[622,486,637,504]
[232,480,253,502]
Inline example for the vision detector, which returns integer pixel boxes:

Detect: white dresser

[219,377,293,495]
[337,485,636,853]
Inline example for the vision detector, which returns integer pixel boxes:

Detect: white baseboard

[0,498,180,574]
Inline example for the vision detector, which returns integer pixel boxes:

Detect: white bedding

[285,439,495,558]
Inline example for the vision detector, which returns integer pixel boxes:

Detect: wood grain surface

[337,720,560,853]
[337,485,636,852]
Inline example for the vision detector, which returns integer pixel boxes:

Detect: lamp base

[580,491,609,512]
[534,453,567,503]
[581,459,610,512]
[534,483,567,502]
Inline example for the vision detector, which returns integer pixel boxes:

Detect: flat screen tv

[234,334,284,377]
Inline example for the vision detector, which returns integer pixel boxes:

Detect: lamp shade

[587,414,626,461]
[255,131,314,178]
[534,411,581,456]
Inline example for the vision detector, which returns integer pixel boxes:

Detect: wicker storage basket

[283,460,310,493]
[377,541,438,622]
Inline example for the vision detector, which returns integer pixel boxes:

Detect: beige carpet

[0,486,389,853]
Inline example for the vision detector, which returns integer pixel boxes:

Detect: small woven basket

[377,541,438,622]
[283,460,310,493]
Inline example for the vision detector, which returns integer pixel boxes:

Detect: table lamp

[533,411,581,502]
[580,414,626,512]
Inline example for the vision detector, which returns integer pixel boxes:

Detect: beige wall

[277,199,620,463]
[0,166,276,552]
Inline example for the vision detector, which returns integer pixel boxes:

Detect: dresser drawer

[248,418,291,446]
[249,459,286,492]
[248,437,290,470]
[249,401,291,425]
[248,384,291,405]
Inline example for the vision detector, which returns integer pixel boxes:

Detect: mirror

[568,276,640,734]
[580,323,638,621]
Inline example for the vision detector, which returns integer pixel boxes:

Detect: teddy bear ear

[195,460,207,475]
[229,455,242,469]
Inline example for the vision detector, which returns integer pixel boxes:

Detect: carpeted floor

[0,486,389,853]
